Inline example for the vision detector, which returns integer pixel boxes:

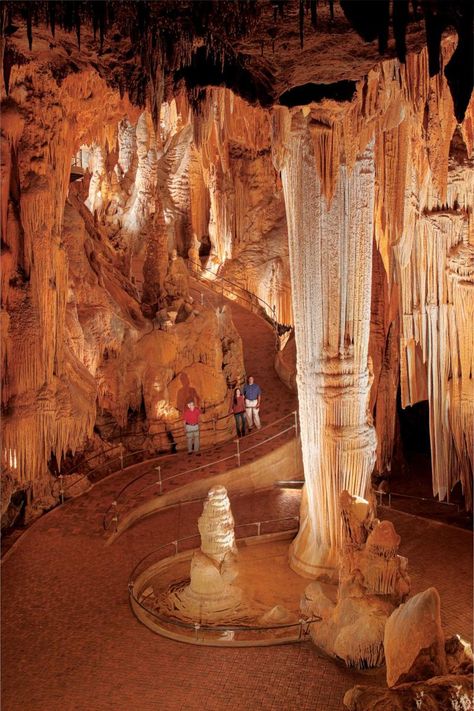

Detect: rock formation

[198,485,238,563]
[344,587,474,710]
[158,486,242,623]
[1,3,472,539]
[301,491,410,669]
[384,587,448,687]
[344,675,474,711]
[1,49,245,522]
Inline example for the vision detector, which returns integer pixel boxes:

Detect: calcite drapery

[1,57,137,489]
[280,113,377,577]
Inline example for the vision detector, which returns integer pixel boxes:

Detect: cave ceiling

[2,1,473,122]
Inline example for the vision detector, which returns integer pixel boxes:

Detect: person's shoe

[187,451,192,455]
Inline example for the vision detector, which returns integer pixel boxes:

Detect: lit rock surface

[1,5,473,536]
[303,491,410,669]
[384,587,448,688]
[157,486,242,623]
[198,486,238,564]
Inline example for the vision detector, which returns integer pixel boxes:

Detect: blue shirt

[244,383,261,400]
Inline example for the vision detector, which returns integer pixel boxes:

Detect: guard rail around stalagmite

[103,410,299,532]
[129,513,322,646]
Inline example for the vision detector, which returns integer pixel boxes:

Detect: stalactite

[1,59,136,486]
[142,198,168,313]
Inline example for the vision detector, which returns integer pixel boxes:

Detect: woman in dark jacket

[229,387,246,437]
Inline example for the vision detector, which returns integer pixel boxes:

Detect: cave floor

[2,285,473,711]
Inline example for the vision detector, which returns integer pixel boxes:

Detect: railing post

[257,521,261,537]
[112,501,118,532]
[293,410,298,438]
[194,622,200,641]
[235,438,241,467]
[59,474,64,505]
[155,465,162,496]
[298,619,304,640]
[200,292,204,306]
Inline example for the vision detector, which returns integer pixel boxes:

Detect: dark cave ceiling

[1,1,473,122]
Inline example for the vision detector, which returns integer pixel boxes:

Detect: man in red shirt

[183,400,201,454]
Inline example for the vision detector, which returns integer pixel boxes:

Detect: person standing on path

[183,400,201,454]
[243,375,261,430]
[229,387,246,437]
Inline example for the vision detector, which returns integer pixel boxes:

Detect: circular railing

[128,514,321,645]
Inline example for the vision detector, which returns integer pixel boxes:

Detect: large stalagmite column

[280,112,377,578]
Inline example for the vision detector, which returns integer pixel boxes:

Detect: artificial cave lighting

[1,2,473,710]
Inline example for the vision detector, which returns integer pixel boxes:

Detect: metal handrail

[128,514,322,641]
[51,260,290,507]
[374,488,462,511]
[103,410,299,531]
[53,402,239,499]
[188,258,278,327]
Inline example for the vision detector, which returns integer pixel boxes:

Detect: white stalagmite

[281,111,377,577]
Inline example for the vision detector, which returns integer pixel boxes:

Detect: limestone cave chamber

[1,2,473,710]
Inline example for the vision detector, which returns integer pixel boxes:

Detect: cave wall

[1,11,472,528]
[1,50,245,522]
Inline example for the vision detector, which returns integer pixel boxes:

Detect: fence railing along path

[49,262,297,523]
[103,410,299,532]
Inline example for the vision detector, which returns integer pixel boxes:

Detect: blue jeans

[234,412,246,437]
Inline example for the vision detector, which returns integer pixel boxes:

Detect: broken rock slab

[343,674,474,711]
[384,586,448,687]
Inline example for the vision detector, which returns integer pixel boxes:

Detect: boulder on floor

[343,674,474,711]
[384,587,448,687]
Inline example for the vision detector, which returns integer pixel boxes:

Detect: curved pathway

[1,287,472,711]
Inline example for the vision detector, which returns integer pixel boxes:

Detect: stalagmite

[158,486,242,622]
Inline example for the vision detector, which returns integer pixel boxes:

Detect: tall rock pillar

[280,112,377,578]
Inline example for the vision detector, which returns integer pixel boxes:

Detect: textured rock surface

[157,486,242,623]
[303,491,410,670]
[344,675,474,711]
[1,4,473,529]
[198,486,238,564]
[384,587,448,688]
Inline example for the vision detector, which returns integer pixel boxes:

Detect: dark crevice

[279,80,356,107]
[174,46,275,109]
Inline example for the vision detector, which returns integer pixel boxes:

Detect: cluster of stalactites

[274,39,473,509]
[1,57,138,486]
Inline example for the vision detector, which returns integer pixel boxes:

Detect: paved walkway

[2,286,473,711]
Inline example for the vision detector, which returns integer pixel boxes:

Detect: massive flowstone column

[280,112,377,578]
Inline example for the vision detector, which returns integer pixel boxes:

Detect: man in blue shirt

[243,375,262,430]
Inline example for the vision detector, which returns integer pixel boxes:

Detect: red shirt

[183,407,201,425]
[230,395,246,414]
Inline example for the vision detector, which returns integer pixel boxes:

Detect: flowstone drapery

[280,114,377,578]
